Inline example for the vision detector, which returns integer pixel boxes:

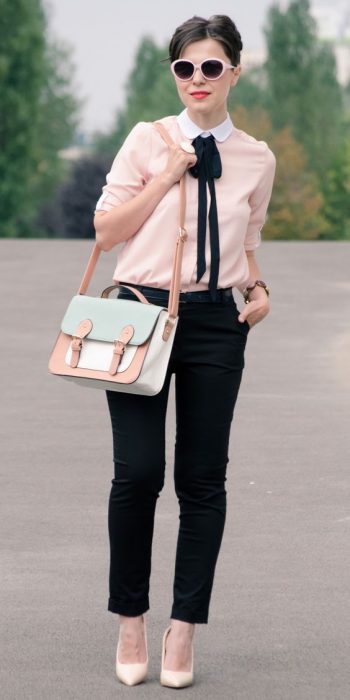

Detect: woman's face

[173,37,241,124]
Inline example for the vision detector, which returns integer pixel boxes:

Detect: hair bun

[169,14,243,65]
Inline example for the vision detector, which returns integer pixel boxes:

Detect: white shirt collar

[177,108,233,142]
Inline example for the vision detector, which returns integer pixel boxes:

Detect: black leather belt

[118,282,233,304]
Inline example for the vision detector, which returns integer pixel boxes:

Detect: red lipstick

[190,92,209,100]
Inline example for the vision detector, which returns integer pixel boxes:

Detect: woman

[94,14,276,689]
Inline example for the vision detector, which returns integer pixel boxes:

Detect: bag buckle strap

[162,316,176,341]
[70,319,93,367]
[109,325,134,375]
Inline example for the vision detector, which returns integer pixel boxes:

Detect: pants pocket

[229,304,250,334]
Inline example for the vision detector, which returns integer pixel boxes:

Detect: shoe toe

[160,669,193,688]
[116,659,149,686]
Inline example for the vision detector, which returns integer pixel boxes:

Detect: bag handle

[77,121,188,323]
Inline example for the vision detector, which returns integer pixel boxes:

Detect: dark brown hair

[168,15,243,66]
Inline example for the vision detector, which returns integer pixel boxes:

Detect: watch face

[245,280,269,300]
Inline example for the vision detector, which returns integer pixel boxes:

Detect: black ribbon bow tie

[189,134,222,300]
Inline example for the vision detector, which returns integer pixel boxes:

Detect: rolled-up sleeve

[244,146,276,250]
[95,122,153,213]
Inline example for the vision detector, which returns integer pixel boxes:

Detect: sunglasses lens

[202,60,224,79]
[174,61,194,80]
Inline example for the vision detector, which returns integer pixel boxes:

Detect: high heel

[160,625,194,688]
[116,614,149,686]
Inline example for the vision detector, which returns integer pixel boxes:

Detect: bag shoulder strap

[152,121,187,319]
[153,121,175,147]
[77,121,188,324]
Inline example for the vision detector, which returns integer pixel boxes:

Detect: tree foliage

[319,135,350,239]
[0,0,79,236]
[232,106,328,240]
[264,0,344,176]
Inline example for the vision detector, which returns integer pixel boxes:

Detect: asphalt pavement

[1,240,350,700]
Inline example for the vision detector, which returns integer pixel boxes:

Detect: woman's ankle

[119,614,145,632]
[170,619,195,637]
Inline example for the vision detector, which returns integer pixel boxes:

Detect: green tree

[30,41,80,210]
[320,134,350,239]
[0,0,79,237]
[264,0,344,176]
[232,105,328,240]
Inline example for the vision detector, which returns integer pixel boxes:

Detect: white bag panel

[138,312,178,393]
[65,338,137,372]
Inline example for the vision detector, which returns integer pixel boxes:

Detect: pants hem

[170,608,209,624]
[108,598,149,616]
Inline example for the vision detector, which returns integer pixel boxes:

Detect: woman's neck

[186,106,228,132]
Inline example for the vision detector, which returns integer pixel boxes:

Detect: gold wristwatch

[243,280,270,304]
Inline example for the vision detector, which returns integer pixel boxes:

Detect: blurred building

[58,146,88,161]
[58,131,91,161]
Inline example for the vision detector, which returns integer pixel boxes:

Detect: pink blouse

[95,110,276,293]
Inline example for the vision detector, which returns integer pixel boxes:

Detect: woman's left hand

[237,295,270,329]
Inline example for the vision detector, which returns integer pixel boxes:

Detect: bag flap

[61,295,166,345]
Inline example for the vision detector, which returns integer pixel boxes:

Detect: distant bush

[36,154,113,238]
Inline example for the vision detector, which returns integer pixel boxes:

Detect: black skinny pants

[105,287,250,624]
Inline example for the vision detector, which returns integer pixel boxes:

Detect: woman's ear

[230,64,241,88]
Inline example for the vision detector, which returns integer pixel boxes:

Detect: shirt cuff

[244,230,262,251]
[94,192,119,213]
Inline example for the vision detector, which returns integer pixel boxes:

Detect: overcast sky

[44,0,329,136]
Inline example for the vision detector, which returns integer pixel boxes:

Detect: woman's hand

[161,144,197,187]
[237,288,270,329]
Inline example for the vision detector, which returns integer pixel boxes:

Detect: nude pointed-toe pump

[116,615,149,686]
[160,625,194,688]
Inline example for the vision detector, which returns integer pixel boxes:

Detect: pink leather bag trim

[48,332,149,384]
[70,319,93,368]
